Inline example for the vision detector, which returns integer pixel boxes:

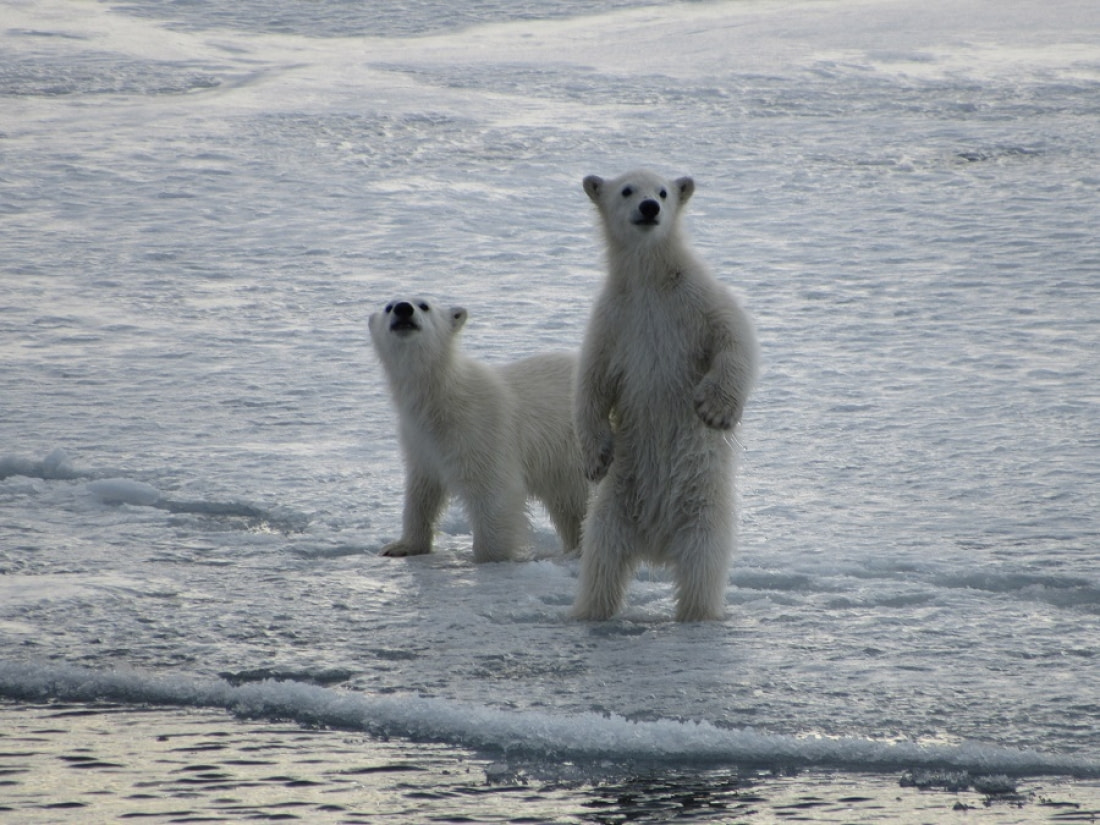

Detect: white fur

[572,170,758,621]
[369,298,588,562]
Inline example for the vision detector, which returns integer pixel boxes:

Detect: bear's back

[499,352,580,479]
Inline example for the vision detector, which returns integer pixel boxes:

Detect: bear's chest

[610,290,708,397]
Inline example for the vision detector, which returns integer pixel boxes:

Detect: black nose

[639,199,660,220]
[393,301,414,318]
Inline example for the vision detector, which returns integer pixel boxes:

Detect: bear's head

[369,298,467,367]
[583,169,694,248]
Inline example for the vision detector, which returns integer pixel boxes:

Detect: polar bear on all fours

[369,298,589,563]
[572,170,759,622]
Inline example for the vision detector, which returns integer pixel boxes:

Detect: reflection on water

[4,702,1096,824]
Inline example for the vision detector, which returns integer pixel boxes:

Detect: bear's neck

[605,231,693,289]
[388,348,465,409]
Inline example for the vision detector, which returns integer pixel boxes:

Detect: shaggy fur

[370,298,588,562]
[572,170,758,620]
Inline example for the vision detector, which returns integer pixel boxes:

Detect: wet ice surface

[2,0,1100,819]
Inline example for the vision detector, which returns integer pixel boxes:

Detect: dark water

[3,702,1097,824]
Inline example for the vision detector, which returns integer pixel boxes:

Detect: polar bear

[572,170,758,621]
[369,298,588,562]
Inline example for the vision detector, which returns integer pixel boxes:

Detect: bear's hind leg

[571,493,636,620]
[671,523,733,622]
[542,481,588,555]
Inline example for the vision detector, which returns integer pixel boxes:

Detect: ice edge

[0,661,1096,778]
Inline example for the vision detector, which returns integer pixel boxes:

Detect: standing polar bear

[370,298,588,562]
[572,170,758,621]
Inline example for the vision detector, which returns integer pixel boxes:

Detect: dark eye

[621,186,633,197]
[418,302,430,311]
[384,303,394,313]
[659,189,668,199]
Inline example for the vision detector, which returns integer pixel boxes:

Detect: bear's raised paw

[693,378,742,431]
[584,435,615,482]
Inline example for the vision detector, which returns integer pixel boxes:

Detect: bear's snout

[389,301,420,334]
[636,198,661,225]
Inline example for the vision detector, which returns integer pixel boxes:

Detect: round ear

[676,176,695,204]
[450,307,468,331]
[583,175,605,204]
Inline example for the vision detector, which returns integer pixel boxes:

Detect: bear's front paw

[693,379,741,431]
[584,435,614,482]
[380,540,430,558]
